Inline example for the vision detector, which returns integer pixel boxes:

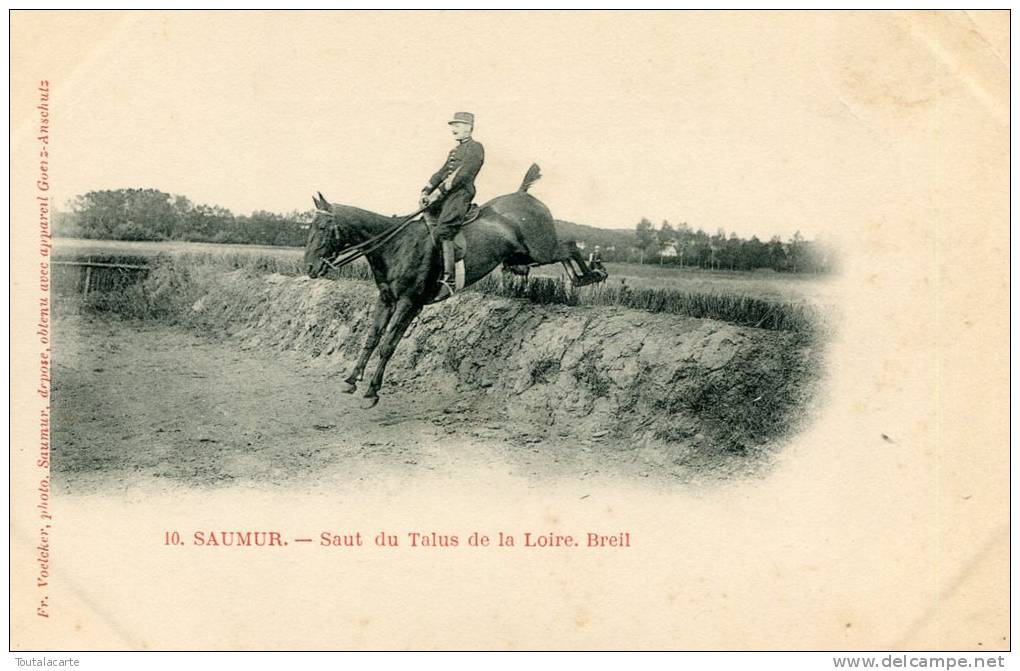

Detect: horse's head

[304,192,343,278]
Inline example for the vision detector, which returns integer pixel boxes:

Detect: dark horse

[304,164,605,407]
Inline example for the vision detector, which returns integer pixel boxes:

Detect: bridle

[312,205,428,273]
[313,208,345,272]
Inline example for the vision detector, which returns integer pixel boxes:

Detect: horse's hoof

[361,394,379,409]
[341,381,357,394]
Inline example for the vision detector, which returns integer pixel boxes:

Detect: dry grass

[530,260,836,304]
[473,274,820,333]
[53,238,827,335]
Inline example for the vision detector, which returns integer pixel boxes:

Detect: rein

[315,205,428,272]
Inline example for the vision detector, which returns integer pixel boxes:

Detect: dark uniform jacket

[425,138,485,235]
[427,137,485,199]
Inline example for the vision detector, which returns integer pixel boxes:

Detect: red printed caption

[36,79,53,619]
[163,530,632,549]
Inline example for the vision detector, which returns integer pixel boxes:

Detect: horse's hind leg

[553,242,604,286]
[343,295,394,393]
[362,297,422,407]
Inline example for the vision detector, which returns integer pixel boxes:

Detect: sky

[11,10,1007,240]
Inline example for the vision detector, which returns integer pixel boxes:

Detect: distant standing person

[420,112,485,300]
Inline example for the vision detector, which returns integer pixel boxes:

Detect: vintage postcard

[10,10,1009,651]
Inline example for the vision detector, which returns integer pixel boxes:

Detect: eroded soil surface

[53,315,752,494]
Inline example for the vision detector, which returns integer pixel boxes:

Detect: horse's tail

[518,163,542,192]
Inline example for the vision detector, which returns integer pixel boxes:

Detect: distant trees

[634,218,657,264]
[656,220,674,247]
[65,189,173,241]
[55,188,312,247]
[632,218,835,273]
[53,187,837,273]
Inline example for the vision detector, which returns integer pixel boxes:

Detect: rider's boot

[436,240,457,300]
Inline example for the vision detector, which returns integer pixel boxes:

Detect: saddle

[449,204,480,262]
[447,227,472,291]
[424,203,480,262]
[424,203,480,302]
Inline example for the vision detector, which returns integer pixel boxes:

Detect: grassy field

[530,261,836,305]
[54,237,833,334]
[54,237,304,261]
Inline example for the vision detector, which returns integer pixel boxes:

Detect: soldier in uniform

[420,112,485,299]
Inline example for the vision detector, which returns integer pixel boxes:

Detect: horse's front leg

[343,295,394,393]
[362,297,422,407]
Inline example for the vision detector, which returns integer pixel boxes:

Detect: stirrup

[435,278,455,300]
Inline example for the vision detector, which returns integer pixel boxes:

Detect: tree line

[629,218,835,273]
[55,188,836,273]
[55,188,311,247]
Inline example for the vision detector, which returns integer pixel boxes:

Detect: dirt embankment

[157,267,822,473]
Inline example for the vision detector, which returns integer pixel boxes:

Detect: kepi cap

[448,112,475,125]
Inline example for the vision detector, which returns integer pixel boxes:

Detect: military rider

[420,112,485,299]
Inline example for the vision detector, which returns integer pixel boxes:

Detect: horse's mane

[329,203,392,222]
[334,204,435,228]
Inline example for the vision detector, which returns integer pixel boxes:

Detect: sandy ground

[52,314,711,495]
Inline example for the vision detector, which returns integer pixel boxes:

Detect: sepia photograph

[10,9,1009,654]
